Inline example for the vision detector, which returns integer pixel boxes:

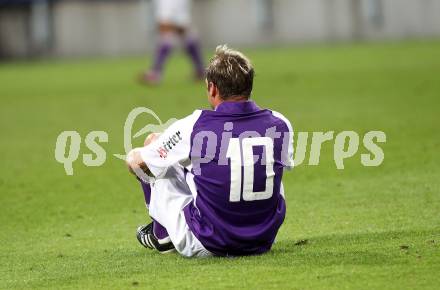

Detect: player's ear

[208,82,216,98]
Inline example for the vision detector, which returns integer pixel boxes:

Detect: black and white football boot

[136,223,175,254]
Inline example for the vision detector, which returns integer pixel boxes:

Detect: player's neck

[217,96,248,106]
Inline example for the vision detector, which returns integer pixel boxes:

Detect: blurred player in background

[140,0,205,84]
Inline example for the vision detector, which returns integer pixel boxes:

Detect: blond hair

[206,45,254,99]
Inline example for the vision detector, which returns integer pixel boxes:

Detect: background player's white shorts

[154,0,192,27]
[148,165,211,257]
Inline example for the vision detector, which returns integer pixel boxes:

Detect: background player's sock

[184,34,204,78]
[138,179,170,240]
[150,34,174,76]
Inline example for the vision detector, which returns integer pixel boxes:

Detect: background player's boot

[138,70,161,85]
[136,223,175,254]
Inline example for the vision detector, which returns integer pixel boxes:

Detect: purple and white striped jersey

[140,101,293,256]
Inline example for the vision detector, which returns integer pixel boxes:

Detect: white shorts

[148,165,212,257]
[154,0,192,27]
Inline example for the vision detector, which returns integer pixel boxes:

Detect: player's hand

[126,149,151,177]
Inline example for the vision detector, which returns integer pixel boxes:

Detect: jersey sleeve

[138,110,202,178]
[272,111,294,170]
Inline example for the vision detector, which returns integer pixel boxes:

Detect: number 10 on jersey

[226,137,275,202]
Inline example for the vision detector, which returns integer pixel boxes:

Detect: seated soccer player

[127,45,294,257]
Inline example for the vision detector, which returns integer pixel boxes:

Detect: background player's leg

[183,31,204,79]
[149,35,173,80]
[142,24,177,84]
[138,178,169,240]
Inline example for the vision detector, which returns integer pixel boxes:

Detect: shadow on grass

[187,228,438,268]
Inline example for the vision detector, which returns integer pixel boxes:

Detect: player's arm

[126,133,160,176]
[273,111,294,170]
[126,110,201,180]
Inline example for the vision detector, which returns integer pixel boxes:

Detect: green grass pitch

[0,41,439,289]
